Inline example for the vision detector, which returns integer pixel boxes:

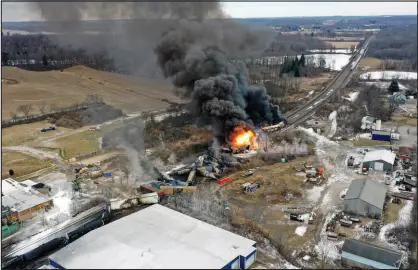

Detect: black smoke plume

[28,1,285,141]
[155,25,285,141]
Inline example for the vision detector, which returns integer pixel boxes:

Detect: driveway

[394,125,417,148]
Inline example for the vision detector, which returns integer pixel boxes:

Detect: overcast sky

[1,2,417,22]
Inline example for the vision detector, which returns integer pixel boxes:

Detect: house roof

[361,116,376,123]
[344,179,387,210]
[342,238,403,267]
[363,150,396,165]
[2,178,51,213]
[49,204,256,269]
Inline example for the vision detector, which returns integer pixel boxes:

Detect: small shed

[341,238,404,269]
[344,179,387,218]
[362,150,396,171]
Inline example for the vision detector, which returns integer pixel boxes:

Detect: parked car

[41,126,56,132]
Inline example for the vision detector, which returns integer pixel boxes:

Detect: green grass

[390,116,417,126]
[352,139,391,147]
[53,131,100,160]
[2,151,52,179]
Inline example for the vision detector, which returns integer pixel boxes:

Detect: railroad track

[283,35,375,129]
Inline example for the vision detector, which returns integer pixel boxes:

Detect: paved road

[283,35,375,128]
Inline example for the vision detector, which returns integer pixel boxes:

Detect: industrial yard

[2,3,417,270]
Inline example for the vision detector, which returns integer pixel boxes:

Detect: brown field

[2,151,51,179]
[317,36,364,41]
[322,20,338,26]
[1,65,183,117]
[358,57,383,69]
[326,41,360,49]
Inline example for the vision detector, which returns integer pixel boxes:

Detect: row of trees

[9,94,105,120]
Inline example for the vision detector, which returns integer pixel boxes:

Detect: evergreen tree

[42,55,48,67]
[388,79,400,94]
[1,52,9,66]
[299,54,306,67]
[294,65,300,77]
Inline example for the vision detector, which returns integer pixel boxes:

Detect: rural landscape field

[1,2,417,270]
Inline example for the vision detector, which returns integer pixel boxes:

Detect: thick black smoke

[28,1,285,140]
[155,28,285,140]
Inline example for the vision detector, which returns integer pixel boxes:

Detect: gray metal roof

[342,238,403,267]
[344,179,387,209]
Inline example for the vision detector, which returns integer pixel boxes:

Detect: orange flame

[228,125,258,149]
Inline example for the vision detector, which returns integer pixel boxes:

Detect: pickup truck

[41,126,56,132]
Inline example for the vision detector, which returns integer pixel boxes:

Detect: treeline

[1,32,119,73]
[264,33,331,56]
[366,25,417,70]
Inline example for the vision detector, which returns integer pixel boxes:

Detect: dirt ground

[1,65,183,117]
[2,151,52,179]
[285,73,333,102]
[326,41,359,49]
[220,155,323,252]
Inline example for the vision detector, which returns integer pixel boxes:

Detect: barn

[341,238,404,269]
[362,149,396,171]
[48,204,257,269]
[343,179,387,218]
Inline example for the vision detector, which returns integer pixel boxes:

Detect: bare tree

[50,103,59,113]
[37,103,47,115]
[17,104,33,119]
[316,240,333,268]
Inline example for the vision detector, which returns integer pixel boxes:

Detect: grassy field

[352,139,391,147]
[326,41,359,49]
[2,65,183,117]
[390,116,417,126]
[2,151,51,179]
[51,130,101,159]
[358,57,383,69]
[2,121,73,146]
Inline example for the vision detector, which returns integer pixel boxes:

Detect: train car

[22,237,67,262]
[261,122,285,133]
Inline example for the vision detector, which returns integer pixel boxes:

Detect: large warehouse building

[48,204,257,269]
[362,149,396,171]
[344,179,387,218]
[2,178,53,221]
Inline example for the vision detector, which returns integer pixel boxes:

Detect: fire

[228,125,258,149]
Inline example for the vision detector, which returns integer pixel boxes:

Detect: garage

[362,150,396,172]
[374,162,384,171]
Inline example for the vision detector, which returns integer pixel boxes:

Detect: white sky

[1,2,417,22]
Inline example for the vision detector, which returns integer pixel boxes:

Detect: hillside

[1,65,183,118]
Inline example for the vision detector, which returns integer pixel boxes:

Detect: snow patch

[307,186,325,203]
[295,226,307,236]
[360,71,417,80]
[344,91,359,102]
[379,200,413,248]
[328,111,337,138]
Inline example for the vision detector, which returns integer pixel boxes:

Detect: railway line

[283,34,375,129]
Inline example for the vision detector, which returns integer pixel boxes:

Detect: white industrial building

[48,204,257,269]
[362,150,396,171]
